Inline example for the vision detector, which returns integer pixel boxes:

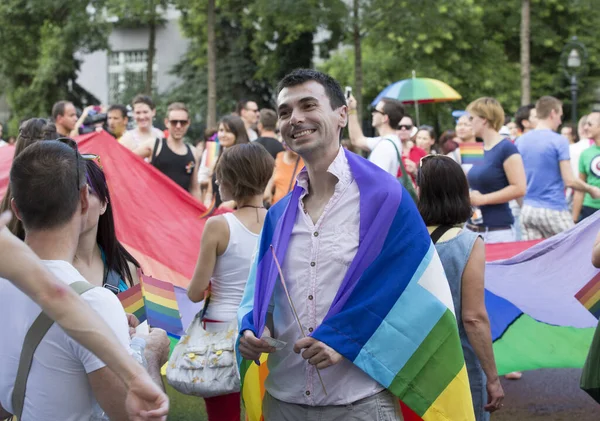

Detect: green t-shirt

[579,145,600,209]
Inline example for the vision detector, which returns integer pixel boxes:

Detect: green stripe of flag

[389,309,463,416]
[145,300,181,319]
[493,314,594,375]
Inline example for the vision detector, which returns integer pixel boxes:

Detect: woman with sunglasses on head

[198,115,250,210]
[73,159,140,294]
[415,125,437,155]
[0,118,60,239]
[418,155,504,420]
[188,143,274,421]
[465,97,526,244]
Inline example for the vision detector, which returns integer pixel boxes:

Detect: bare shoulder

[204,215,229,238]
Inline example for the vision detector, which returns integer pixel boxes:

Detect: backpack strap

[11,281,95,420]
[383,137,418,197]
[151,137,162,162]
[430,225,456,244]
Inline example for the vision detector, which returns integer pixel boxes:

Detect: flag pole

[412,70,420,126]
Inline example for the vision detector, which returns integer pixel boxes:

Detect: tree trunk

[353,0,363,117]
[145,13,156,95]
[520,0,531,105]
[207,0,217,129]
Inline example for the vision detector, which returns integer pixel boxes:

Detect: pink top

[265,148,383,406]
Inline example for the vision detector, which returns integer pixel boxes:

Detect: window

[108,50,157,103]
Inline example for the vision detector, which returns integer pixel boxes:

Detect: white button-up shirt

[265,148,384,405]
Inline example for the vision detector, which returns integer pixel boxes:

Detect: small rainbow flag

[459,142,484,168]
[575,271,600,319]
[118,283,145,323]
[204,140,220,169]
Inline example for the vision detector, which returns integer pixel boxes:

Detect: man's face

[165,110,190,141]
[371,101,387,129]
[277,81,346,157]
[455,115,475,141]
[107,110,128,137]
[133,103,155,129]
[560,126,575,143]
[550,107,563,131]
[58,103,78,132]
[397,116,414,142]
[585,113,600,140]
[242,101,259,125]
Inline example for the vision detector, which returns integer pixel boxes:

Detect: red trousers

[204,392,241,421]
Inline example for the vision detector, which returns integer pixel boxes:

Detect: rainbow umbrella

[371,71,461,125]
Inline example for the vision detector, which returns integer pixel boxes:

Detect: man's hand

[239,327,276,360]
[484,378,505,412]
[0,211,11,230]
[125,369,169,421]
[140,328,170,366]
[589,186,600,200]
[347,95,358,111]
[127,314,140,337]
[293,337,343,369]
[470,190,486,206]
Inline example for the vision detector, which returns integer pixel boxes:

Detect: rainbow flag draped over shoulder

[237,150,474,421]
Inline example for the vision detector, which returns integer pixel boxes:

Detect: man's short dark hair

[259,109,278,131]
[236,99,255,115]
[132,94,155,110]
[51,101,73,120]
[515,104,535,132]
[417,156,471,226]
[379,98,405,129]
[276,69,346,110]
[10,141,86,231]
[107,104,128,119]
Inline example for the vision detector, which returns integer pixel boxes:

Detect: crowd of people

[0,67,599,421]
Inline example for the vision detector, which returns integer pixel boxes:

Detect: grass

[164,381,245,421]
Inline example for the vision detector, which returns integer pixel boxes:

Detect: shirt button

[305,390,311,396]
[308,327,314,332]
[313,232,319,237]
[308,295,314,300]
[310,262,316,267]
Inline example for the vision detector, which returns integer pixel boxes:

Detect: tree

[353,0,364,117]
[0,0,109,132]
[106,0,170,95]
[521,0,531,105]
[206,0,217,128]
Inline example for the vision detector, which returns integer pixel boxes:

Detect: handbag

[384,137,418,202]
[166,293,240,397]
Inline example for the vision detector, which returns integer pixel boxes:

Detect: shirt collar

[296,147,352,193]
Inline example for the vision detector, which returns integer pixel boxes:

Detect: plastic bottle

[130,336,148,368]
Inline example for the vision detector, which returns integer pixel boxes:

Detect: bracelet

[349,110,357,115]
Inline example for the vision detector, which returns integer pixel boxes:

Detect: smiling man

[237,69,474,421]
[133,102,201,199]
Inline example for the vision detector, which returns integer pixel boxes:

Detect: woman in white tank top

[187,143,275,421]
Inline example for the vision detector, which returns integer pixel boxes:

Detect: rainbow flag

[576,272,600,319]
[237,150,474,421]
[459,142,484,172]
[118,283,145,323]
[204,140,220,169]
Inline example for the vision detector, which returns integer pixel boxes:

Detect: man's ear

[340,105,349,128]
[10,198,23,221]
[80,185,90,216]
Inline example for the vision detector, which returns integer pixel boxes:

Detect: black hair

[10,140,86,231]
[235,99,256,115]
[515,104,535,132]
[379,98,405,129]
[107,104,128,119]
[132,94,155,110]
[417,156,472,226]
[276,69,346,111]
[219,115,250,147]
[51,101,73,120]
[85,160,140,287]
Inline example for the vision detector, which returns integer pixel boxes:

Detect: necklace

[238,205,265,222]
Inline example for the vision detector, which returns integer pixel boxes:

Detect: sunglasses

[372,109,385,115]
[398,124,413,130]
[169,119,189,127]
[82,153,102,169]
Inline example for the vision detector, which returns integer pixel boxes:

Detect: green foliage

[0,0,109,132]
[322,0,600,129]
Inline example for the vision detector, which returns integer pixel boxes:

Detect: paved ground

[492,368,599,420]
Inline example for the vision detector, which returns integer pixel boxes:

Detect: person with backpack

[417,154,504,420]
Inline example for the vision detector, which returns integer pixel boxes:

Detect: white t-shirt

[0,260,130,421]
[366,134,401,176]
